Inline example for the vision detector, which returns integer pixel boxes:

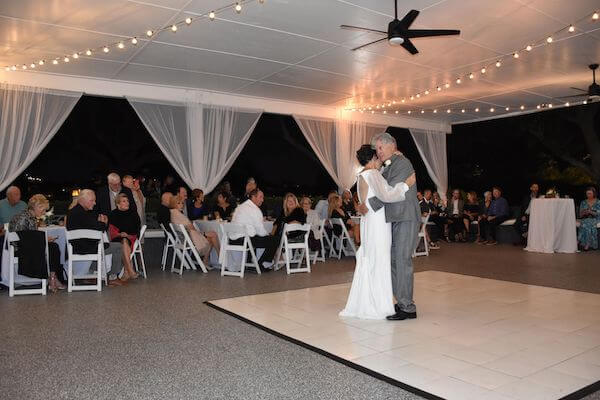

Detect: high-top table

[525,198,577,254]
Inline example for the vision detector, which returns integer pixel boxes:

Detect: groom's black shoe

[387,309,417,321]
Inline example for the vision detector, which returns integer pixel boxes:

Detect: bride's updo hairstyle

[356,144,377,166]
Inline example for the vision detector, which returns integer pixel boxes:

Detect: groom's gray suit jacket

[369,154,420,223]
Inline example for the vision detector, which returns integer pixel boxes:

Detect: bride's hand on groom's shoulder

[405,173,416,187]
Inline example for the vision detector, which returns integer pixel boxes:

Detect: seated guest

[578,187,600,251]
[123,175,146,227]
[272,193,306,237]
[1,186,27,226]
[514,183,540,244]
[188,189,210,221]
[178,186,189,217]
[157,192,173,230]
[218,181,238,207]
[161,175,177,195]
[96,172,137,217]
[108,194,140,280]
[477,191,493,243]
[420,189,440,248]
[9,194,65,292]
[169,195,219,263]
[213,191,235,221]
[328,193,360,246]
[300,196,322,252]
[67,189,127,286]
[231,188,278,271]
[315,190,337,220]
[244,177,257,200]
[462,191,480,238]
[341,190,355,216]
[446,189,465,242]
[417,191,424,203]
[480,187,510,245]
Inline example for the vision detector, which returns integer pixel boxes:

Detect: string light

[437,86,441,91]
[568,25,575,32]
[103,46,109,53]
[456,78,461,84]
[490,107,495,112]
[461,109,465,113]
[235,2,242,13]
[593,12,599,20]
[433,109,437,113]
[383,110,387,114]
[584,100,588,104]
[38,60,44,65]
[209,11,216,20]
[407,110,411,114]
[520,105,525,110]
[131,37,138,45]
[395,110,398,114]
[72,53,79,59]
[117,42,125,49]
[505,107,510,111]
[146,30,153,37]
[22,65,27,70]
[63,57,70,63]
[86,49,92,56]
[446,109,451,113]
[4,67,9,71]
[481,67,486,74]
[495,60,501,67]
[30,63,35,68]
[171,24,178,32]
[565,102,570,106]
[546,36,553,43]
[469,72,474,79]
[526,44,533,51]
[475,108,479,112]
[52,60,58,65]
[513,52,519,59]
[416,93,421,98]
[424,90,429,95]
[185,17,192,25]
[410,95,414,100]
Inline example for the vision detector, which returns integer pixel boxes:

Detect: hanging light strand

[346,9,598,113]
[4,0,260,72]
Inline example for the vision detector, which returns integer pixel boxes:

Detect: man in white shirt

[231,188,277,272]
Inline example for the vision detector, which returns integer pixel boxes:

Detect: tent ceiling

[1,0,598,124]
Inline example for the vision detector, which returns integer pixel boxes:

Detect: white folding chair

[129,224,147,278]
[329,218,356,259]
[66,229,105,292]
[219,223,260,278]
[413,213,431,257]
[169,223,208,274]
[6,231,48,297]
[275,223,312,274]
[310,219,328,264]
[160,223,175,271]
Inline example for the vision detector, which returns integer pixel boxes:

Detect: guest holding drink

[578,187,600,251]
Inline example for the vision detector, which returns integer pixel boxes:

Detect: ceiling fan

[340,0,460,54]
[558,64,600,101]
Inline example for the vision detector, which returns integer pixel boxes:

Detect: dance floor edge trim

[204,301,600,400]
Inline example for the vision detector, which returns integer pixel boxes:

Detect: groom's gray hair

[370,132,397,148]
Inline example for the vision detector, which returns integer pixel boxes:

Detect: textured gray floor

[1,239,599,399]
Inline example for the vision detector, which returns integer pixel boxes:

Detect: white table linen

[525,198,577,254]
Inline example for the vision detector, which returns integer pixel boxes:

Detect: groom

[366,132,420,320]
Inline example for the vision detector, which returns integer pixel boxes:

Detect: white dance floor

[208,271,600,400]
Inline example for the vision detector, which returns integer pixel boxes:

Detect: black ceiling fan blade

[556,94,588,99]
[340,25,387,35]
[400,9,420,28]
[351,37,388,51]
[404,29,461,38]
[401,39,419,55]
[570,87,587,92]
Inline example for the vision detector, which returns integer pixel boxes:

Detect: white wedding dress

[339,169,409,319]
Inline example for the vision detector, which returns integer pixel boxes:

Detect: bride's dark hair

[356,144,376,166]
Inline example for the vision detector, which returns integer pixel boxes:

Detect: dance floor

[207,271,600,400]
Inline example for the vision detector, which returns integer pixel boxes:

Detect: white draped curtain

[0,83,82,191]
[409,128,448,200]
[293,115,384,191]
[128,99,262,192]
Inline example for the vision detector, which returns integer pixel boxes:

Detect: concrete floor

[1,240,598,399]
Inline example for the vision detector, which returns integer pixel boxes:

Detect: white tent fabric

[293,115,384,191]
[128,99,262,192]
[0,83,82,191]
[409,128,448,200]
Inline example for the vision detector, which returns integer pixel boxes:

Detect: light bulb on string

[395,110,398,114]
[146,30,153,37]
[52,60,58,65]
[235,2,242,13]
[22,65,27,70]
[421,110,425,114]
[481,67,486,74]
[433,109,437,113]
[437,86,441,91]
[546,36,553,43]
[520,105,525,110]
[103,46,109,53]
[171,24,178,32]
[383,110,387,114]
[209,11,216,20]
[505,107,510,111]
[86,49,92,56]
[11,65,17,70]
[30,63,35,68]
[446,109,451,113]
[475,108,479,112]
[445,83,450,88]
[536,105,541,109]
[513,52,519,59]
[495,60,501,67]
[410,95,414,100]
[593,12,599,20]
[407,110,412,114]
[526,44,532,51]
[565,102,570,106]
[5,67,10,72]
[568,25,575,32]
[548,103,553,108]
[424,90,429,95]
[490,107,495,112]
[583,100,588,104]
[38,60,44,65]
[469,72,474,79]
[416,93,420,98]
[63,56,70,62]
[72,53,79,59]
[456,78,461,84]
[185,17,192,25]
[461,109,465,113]
[117,42,125,49]
[131,37,138,45]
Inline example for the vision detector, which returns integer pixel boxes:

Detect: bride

[339,145,416,319]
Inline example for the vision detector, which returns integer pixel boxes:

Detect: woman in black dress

[462,191,480,239]
[328,193,360,245]
[272,193,306,238]
[213,191,235,221]
[108,193,140,280]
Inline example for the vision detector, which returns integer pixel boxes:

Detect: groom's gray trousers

[391,220,420,313]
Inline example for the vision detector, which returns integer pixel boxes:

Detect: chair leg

[139,249,147,278]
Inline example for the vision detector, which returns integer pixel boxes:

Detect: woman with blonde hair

[272,193,306,237]
[108,193,140,281]
[9,194,65,292]
[169,195,219,263]
[329,193,360,246]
